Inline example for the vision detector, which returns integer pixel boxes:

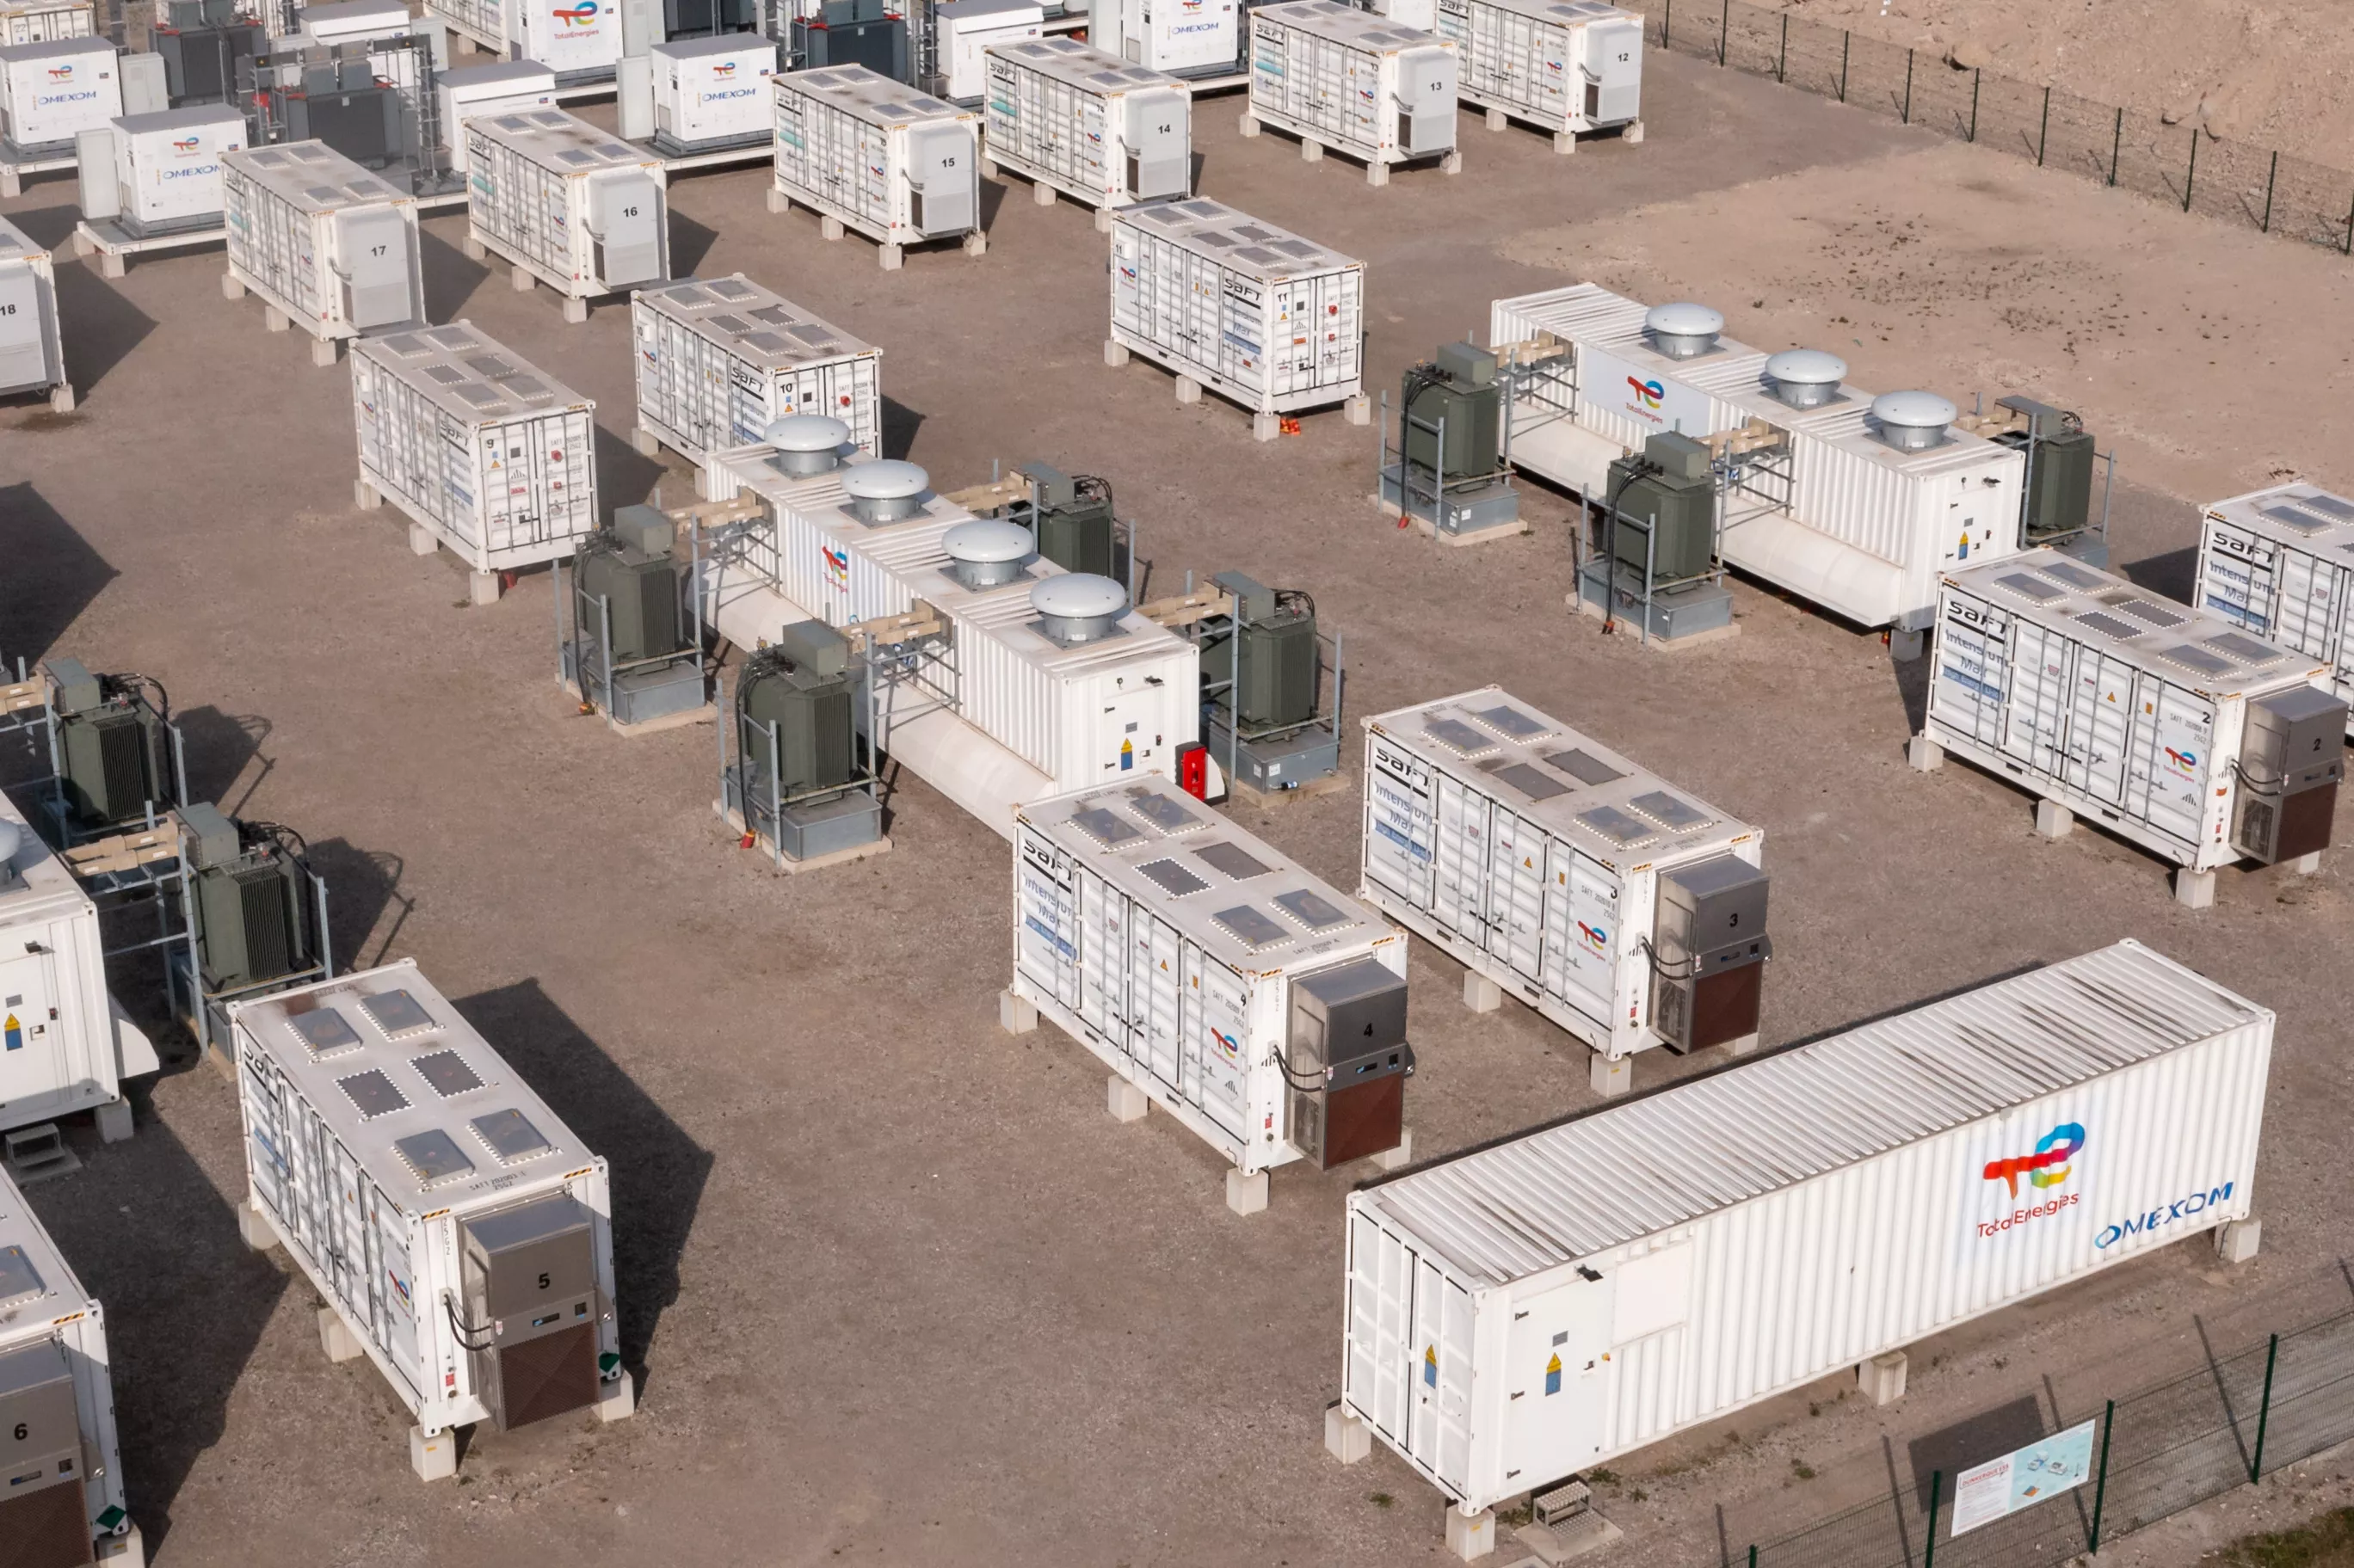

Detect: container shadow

[52,260,158,391]
[0,482,119,668]
[416,222,490,321]
[174,705,270,813]
[2117,545,2199,603]
[450,979,712,1395]
[669,211,720,277]
[297,836,415,973]
[1889,645,1931,734]
[881,394,923,460]
[596,421,669,513]
[1905,1395,2045,1507]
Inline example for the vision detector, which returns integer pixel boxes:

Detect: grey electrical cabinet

[2233,685,2348,865]
[1650,853,1770,1054]
[459,1192,602,1432]
[1286,956,1413,1171]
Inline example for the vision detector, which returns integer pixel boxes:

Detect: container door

[1544,845,1617,1026]
[1099,678,1166,781]
[1504,1272,1615,1491]
[373,1187,422,1393]
[2000,618,2070,775]
[1076,861,1111,1034]
[1015,833,1081,1009]
[1346,1212,1415,1443]
[2197,521,2277,634]
[1192,955,1250,1141]
[1487,804,1546,982]
[333,207,414,329]
[1364,736,1437,907]
[329,1140,368,1312]
[2138,681,2214,844]
[1926,594,2008,744]
[1430,770,1490,944]
[1131,913,1183,1091]
[2062,649,2134,804]
[587,170,662,288]
[1406,1255,1476,1496]
[0,948,59,1110]
[1531,15,1568,117]
[2277,547,2350,670]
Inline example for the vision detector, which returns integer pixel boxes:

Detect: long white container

[1109,0,1239,77]
[0,1161,135,1564]
[0,34,115,151]
[981,38,1190,211]
[435,60,556,174]
[352,322,600,575]
[224,140,422,343]
[229,962,626,1454]
[1923,547,2344,875]
[632,274,882,468]
[1490,283,2026,632]
[466,109,669,303]
[934,0,1040,101]
[650,33,775,151]
[111,104,245,235]
[0,788,156,1138]
[2196,483,2354,735]
[295,0,410,43]
[1,0,94,46]
[1111,195,1365,417]
[696,443,1199,838]
[1435,0,1639,138]
[1359,687,1766,1070]
[1248,2,1457,169]
[772,66,981,249]
[0,213,65,401]
[426,0,622,81]
[1340,941,2271,1520]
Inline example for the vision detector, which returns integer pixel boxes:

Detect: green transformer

[1608,432,1716,584]
[1402,341,1502,483]
[1016,463,1118,579]
[578,507,685,666]
[49,657,176,832]
[738,622,859,802]
[1200,572,1318,732]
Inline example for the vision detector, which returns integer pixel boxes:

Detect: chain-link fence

[1705,1294,2354,1568]
[1626,0,2354,255]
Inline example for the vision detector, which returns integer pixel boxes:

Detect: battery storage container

[229,962,625,1451]
[352,322,599,575]
[934,0,1041,102]
[435,60,556,174]
[1490,283,2027,633]
[224,140,422,344]
[1014,775,1410,1178]
[466,110,668,303]
[650,33,776,152]
[1360,687,1766,1067]
[981,38,1190,211]
[0,1162,133,1564]
[1111,196,1364,417]
[1343,943,2270,1520]
[110,105,245,236]
[1,0,94,46]
[0,213,65,401]
[426,0,622,82]
[0,34,115,152]
[772,65,981,249]
[2196,483,2354,735]
[1247,1,1458,169]
[632,274,881,468]
[1434,0,1639,138]
[1109,0,1238,77]
[1925,548,2345,872]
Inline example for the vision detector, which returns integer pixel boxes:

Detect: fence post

[2109,105,2123,185]
[2261,150,2277,231]
[1747,1549,1757,1568]
[2250,1332,2280,1481]
[1661,0,1671,48]
[1838,29,1848,101]
[1901,48,1913,123]
[2087,1399,2115,1550]
[1717,0,1728,65]
[2184,126,2198,212]
[1924,1470,1942,1568]
[2344,186,2354,255]
[1777,10,1787,80]
[2037,86,2050,163]
[1969,69,1981,141]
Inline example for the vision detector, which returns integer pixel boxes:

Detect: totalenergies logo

[46,63,73,79]
[172,136,201,152]
[1210,1027,1241,1063]
[822,544,850,587]
[1626,376,1664,410]
[2164,745,2198,777]
[1983,1122,2084,1198]
[712,59,737,74]
[552,0,599,24]
[1180,0,1203,11]
[1575,919,1608,954]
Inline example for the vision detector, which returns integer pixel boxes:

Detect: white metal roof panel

[988,34,1183,94]
[0,1162,91,1327]
[635,275,878,372]
[226,138,412,213]
[355,321,593,426]
[1116,196,1359,284]
[780,65,973,128]
[1254,0,1451,51]
[2205,483,2354,554]
[470,108,659,172]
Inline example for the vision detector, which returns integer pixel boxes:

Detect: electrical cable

[102,673,170,722]
[1596,458,1654,636]
[1265,1047,1328,1092]
[443,1293,496,1353]
[1636,935,1698,981]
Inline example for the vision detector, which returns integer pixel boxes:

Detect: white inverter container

[0,213,67,406]
[352,322,600,575]
[1108,0,1239,77]
[1,0,94,46]
[980,38,1190,212]
[2195,483,2354,734]
[631,274,882,468]
[223,140,423,347]
[1920,548,2346,882]
[109,104,245,236]
[1359,688,1767,1085]
[294,0,410,43]
[229,962,628,1471]
[1338,941,2271,1522]
[1246,1,1459,175]
[1012,775,1412,1189]
[696,440,1199,838]
[434,60,556,174]
[1490,282,2027,636]
[1435,0,1640,143]
[934,0,1040,101]
[771,65,982,257]
[1110,196,1365,421]
[0,785,157,1139]
[650,33,776,152]
[0,1161,137,1562]
[427,0,622,82]
[0,34,115,151]
[465,109,669,309]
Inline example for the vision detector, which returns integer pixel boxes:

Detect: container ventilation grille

[471,1109,552,1165]
[707,278,756,299]
[1069,806,1145,846]
[1630,791,1710,831]
[360,989,435,1038]
[465,353,517,378]
[1212,905,1290,948]
[2041,561,2108,591]
[1272,889,1350,931]
[1997,572,2066,602]
[393,1128,475,1187]
[2156,644,2236,678]
[1124,790,1202,833]
[0,1245,46,1311]
[2072,611,2144,641]
[2099,592,2187,627]
[2258,503,2335,535]
[1544,747,1624,785]
[1578,805,1655,846]
[1137,858,1210,897]
[2203,632,2283,665]
[337,1068,410,1119]
[706,312,752,335]
[1423,717,1499,757]
[1192,840,1273,880]
[422,364,466,385]
[287,1006,364,1057]
[411,1049,484,1098]
[2299,492,2354,520]
[1488,761,1570,801]
[1470,704,1551,741]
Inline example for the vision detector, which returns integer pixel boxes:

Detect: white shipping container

[294,0,409,43]
[632,274,882,468]
[1435,0,1640,136]
[1340,941,2271,1521]
[650,34,776,151]
[428,0,620,80]
[229,962,628,1462]
[111,104,245,234]
[0,1161,136,1562]
[0,35,115,150]
[465,109,669,303]
[935,0,1041,101]
[2196,483,2354,734]
[1922,547,2345,876]
[1247,0,1459,169]
[1112,0,1238,76]
[0,786,157,1138]
[1013,775,1410,1181]
[981,38,1190,211]
[1,0,94,46]
[1111,195,1365,416]
[0,212,65,399]
[773,66,981,248]
[435,60,557,174]
[352,322,600,574]
[1359,687,1767,1074]
[224,140,423,342]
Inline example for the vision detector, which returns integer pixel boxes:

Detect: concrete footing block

[2034,799,2074,840]
[1174,376,1202,406]
[597,1373,637,1422]
[1225,1167,1268,1216]
[878,243,903,271]
[409,524,438,558]
[220,270,244,299]
[1889,627,1926,661]
[1590,1050,1632,1098]
[1365,158,1387,186]
[1094,206,1114,233]
[1301,137,1322,163]
[237,1202,279,1252]
[980,156,998,176]
[999,989,1038,1034]
[1553,128,1576,154]
[1725,1033,1759,1057]
[311,335,339,366]
[1107,1074,1148,1123]
[2216,1218,2262,1264]
[1440,150,1462,175]
[1104,339,1130,367]
[508,262,534,292]
[2289,851,2323,876]
[96,1522,145,1565]
[1446,1508,1495,1562]
[468,570,500,606]
[461,233,485,259]
[263,304,289,332]
[47,383,74,414]
[766,187,788,213]
[562,295,589,323]
[1463,970,1502,1012]
[1624,118,1645,143]
[1252,411,1281,442]
[962,230,987,256]
[318,1306,362,1362]
[820,214,844,240]
[1325,1402,1372,1464]
[410,1424,458,1482]
[1345,392,1372,425]
[1238,112,1260,137]
[99,252,125,279]
[1907,735,1944,772]
[95,1098,132,1143]
[2175,867,2217,909]
[1486,107,1507,130]
[1032,177,1057,206]
[632,426,660,458]
[1858,1350,1908,1405]
[1370,1128,1413,1171]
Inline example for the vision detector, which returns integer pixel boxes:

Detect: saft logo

[1982,1122,2083,1196]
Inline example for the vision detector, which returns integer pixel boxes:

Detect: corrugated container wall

[1,0,95,45]
[632,274,882,467]
[0,212,64,396]
[2196,483,2354,734]
[1248,0,1458,164]
[1437,0,1640,132]
[981,38,1191,208]
[224,140,423,337]
[435,60,556,173]
[1341,941,2271,1516]
[466,109,669,298]
[773,66,981,244]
